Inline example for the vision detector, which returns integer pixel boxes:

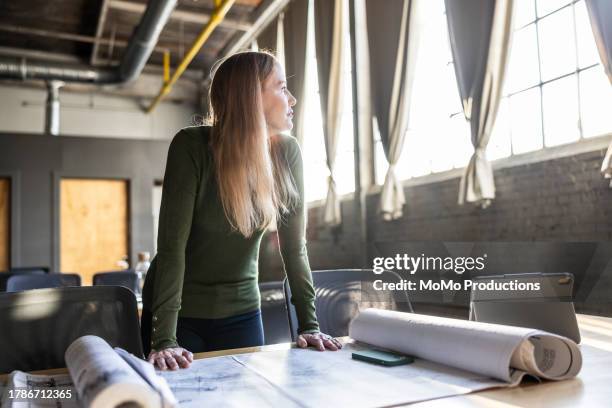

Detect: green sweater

[142,126,319,351]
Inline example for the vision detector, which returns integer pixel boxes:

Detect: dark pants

[141,309,265,356]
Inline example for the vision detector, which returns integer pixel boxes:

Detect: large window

[375,0,612,185]
[302,0,355,203]
[494,0,612,153]
[374,0,471,184]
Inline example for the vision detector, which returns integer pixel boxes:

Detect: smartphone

[351,349,414,366]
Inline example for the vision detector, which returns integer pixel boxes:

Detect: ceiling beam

[220,0,289,57]
[0,46,83,64]
[0,24,171,54]
[109,0,252,32]
[91,0,111,65]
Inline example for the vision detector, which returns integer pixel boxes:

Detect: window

[302,0,355,202]
[374,0,471,184]
[375,0,612,185]
[492,0,612,152]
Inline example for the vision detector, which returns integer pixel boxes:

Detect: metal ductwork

[0,0,177,84]
[44,80,63,135]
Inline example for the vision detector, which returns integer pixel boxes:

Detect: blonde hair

[208,51,299,237]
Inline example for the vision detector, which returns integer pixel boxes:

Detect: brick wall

[366,148,611,243]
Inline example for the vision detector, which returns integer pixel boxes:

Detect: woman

[141,51,342,371]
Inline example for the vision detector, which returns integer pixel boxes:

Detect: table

[2,315,611,407]
[411,314,612,407]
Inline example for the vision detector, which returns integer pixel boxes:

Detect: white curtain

[366,0,422,220]
[585,0,612,185]
[315,0,346,226]
[445,0,514,208]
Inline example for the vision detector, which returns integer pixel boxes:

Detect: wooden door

[0,178,9,271]
[60,179,129,285]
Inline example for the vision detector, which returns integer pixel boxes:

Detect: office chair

[0,286,143,372]
[0,270,46,292]
[283,269,413,341]
[8,266,50,274]
[259,281,292,344]
[6,273,81,292]
[93,270,139,294]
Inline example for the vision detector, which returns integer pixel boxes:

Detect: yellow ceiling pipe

[163,50,170,83]
[146,0,236,113]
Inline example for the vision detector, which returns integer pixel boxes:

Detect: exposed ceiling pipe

[0,0,177,84]
[201,0,290,89]
[145,0,236,113]
[44,81,63,136]
[0,23,171,57]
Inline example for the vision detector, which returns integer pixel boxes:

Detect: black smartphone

[351,349,415,366]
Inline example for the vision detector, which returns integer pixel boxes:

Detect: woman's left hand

[296,332,343,351]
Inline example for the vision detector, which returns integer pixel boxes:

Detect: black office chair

[0,270,46,292]
[6,273,81,292]
[259,281,292,344]
[93,270,139,294]
[283,269,413,340]
[0,286,143,372]
[8,266,50,274]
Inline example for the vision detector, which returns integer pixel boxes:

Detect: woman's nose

[288,90,297,107]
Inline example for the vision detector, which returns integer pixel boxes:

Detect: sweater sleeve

[277,136,320,334]
[150,130,199,350]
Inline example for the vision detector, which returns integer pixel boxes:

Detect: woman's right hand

[147,347,194,371]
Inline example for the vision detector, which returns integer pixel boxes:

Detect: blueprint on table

[159,342,509,408]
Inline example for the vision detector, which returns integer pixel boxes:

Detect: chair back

[259,281,291,344]
[283,269,412,340]
[93,270,138,294]
[8,266,50,274]
[6,273,81,292]
[0,286,143,372]
[0,270,46,292]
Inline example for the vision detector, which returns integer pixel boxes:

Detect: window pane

[506,25,539,93]
[575,0,600,69]
[302,1,327,202]
[542,75,580,146]
[429,124,455,174]
[580,66,612,138]
[536,0,572,17]
[444,63,463,116]
[538,7,577,81]
[302,0,354,200]
[304,160,328,203]
[302,56,327,202]
[509,88,543,154]
[487,97,512,160]
[395,0,454,180]
[335,150,355,195]
[514,0,536,28]
[402,130,432,178]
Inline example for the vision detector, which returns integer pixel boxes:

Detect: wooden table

[2,315,611,407]
[411,314,612,407]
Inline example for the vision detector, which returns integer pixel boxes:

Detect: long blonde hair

[208,51,299,237]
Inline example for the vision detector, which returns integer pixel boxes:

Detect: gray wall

[0,132,170,271]
[0,84,198,140]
